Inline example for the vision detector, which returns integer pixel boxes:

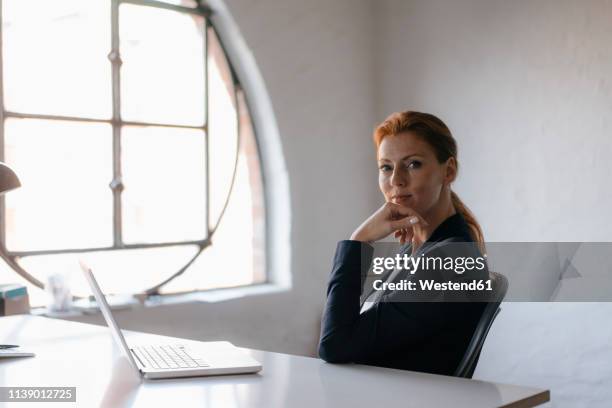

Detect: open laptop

[80,261,262,379]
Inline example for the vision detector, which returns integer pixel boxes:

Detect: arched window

[0,0,266,305]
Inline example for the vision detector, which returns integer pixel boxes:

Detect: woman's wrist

[350,229,372,243]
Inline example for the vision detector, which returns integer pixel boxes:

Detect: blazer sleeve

[318,240,452,363]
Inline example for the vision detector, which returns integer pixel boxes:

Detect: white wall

[375,0,612,242]
[375,1,612,406]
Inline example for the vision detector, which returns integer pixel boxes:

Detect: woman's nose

[390,169,407,186]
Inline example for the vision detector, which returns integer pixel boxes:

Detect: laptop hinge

[130,348,147,368]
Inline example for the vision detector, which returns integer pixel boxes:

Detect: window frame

[0,0,261,296]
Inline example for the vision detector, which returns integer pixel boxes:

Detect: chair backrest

[453,271,509,378]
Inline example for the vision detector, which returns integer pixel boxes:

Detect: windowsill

[31,282,289,317]
[144,282,288,306]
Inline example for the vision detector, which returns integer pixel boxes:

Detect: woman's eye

[407,161,422,169]
[379,164,392,172]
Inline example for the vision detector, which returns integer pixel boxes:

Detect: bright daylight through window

[0,0,266,307]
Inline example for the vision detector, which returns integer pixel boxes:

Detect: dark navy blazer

[318,212,488,376]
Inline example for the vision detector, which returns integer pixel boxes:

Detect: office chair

[454,271,508,378]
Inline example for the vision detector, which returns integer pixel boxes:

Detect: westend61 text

[372,279,493,292]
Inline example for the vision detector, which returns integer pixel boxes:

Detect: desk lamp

[0,161,21,195]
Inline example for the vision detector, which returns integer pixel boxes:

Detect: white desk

[0,315,549,407]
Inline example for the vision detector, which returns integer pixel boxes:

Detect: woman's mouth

[392,194,412,204]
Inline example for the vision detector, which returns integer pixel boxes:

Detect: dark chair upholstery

[454,271,509,378]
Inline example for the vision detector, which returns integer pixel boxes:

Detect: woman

[318,111,489,376]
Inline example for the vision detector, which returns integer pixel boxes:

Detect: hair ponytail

[450,190,485,253]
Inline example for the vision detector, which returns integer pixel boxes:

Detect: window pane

[4,119,113,251]
[162,90,266,293]
[119,4,205,126]
[161,145,257,293]
[207,27,238,229]
[1,0,111,118]
[122,125,206,244]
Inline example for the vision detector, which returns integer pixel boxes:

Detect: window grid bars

[0,0,242,295]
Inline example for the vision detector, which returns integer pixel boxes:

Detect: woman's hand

[394,227,412,245]
[350,202,429,244]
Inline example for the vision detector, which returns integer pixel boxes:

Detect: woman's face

[377,132,455,217]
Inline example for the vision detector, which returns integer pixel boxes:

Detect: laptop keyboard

[131,345,209,370]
